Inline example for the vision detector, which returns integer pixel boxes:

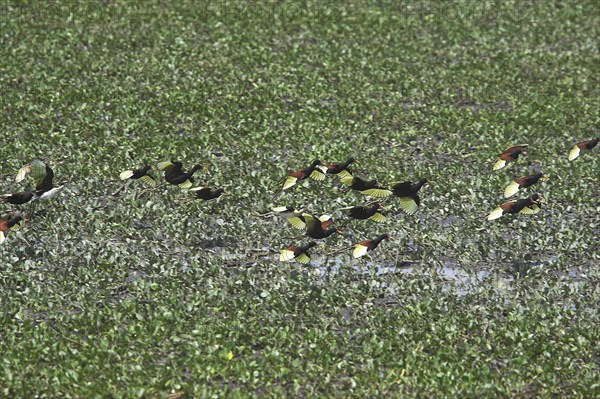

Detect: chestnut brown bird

[0,214,24,245]
[504,172,548,198]
[119,164,156,186]
[281,159,326,191]
[280,241,319,264]
[342,203,386,224]
[493,145,528,171]
[487,193,543,221]
[189,186,224,201]
[391,179,429,215]
[352,233,390,258]
[340,176,392,198]
[302,213,338,239]
[568,138,599,161]
[157,161,202,189]
[321,157,358,178]
[1,191,35,205]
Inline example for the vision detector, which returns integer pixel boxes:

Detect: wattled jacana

[119,165,156,186]
[504,172,547,198]
[306,216,337,239]
[158,161,202,189]
[190,186,224,201]
[493,145,528,171]
[280,241,318,264]
[321,157,358,179]
[340,176,392,198]
[280,159,326,191]
[568,138,599,161]
[0,214,24,245]
[343,203,386,224]
[352,233,390,258]
[487,193,543,221]
[391,179,429,215]
[1,191,35,205]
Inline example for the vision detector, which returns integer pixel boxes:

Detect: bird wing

[493,158,507,171]
[119,170,135,180]
[503,180,521,198]
[567,145,580,161]
[361,188,392,198]
[368,212,386,223]
[282,175,298,190]
[397,197,419,215]
[294,252,311,264]
[340,176,354,186]
[279,249,296,262]
[487,206,506,221]
[309,169,326,181]
[352,243,370,258]
[140,175,156,186]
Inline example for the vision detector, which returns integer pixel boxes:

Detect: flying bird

[390,179,429,215]
[493,145,528,171]
[568,138,599,161]
[280,241,319,264]
[503,172,547,198]
[157,161,202,189]
[352,234,390,258]
[487,193,543,221]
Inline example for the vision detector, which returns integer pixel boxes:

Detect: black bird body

[1,191,35,205]
[281,159,326,191]
[353,233,390,258]
[305,215,337,239]
[323,157,357,178]
[120,164,156,185]
[340,176,392,198]
[190,186,224,201]
[347,203,386,223]
[391,178,429,214]
[280,241,318,264]
[158,161,202,188]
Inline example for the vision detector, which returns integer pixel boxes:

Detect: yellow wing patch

[352,244,369,258]
[487,207,505,221]
[295,252,311,264]
[398,198,418,215]
[309,170,326,181]
[119,170,134,180]
[140,175,156,186]
[369,212,387,223]
[519,204,541,215]
[360,188,392,198]
[568,145,580,161]
[157,161,173,170]
[503,181,520,198]
[493,159,506,171]
[15,165,31,183]
[340,176,354,186]
[0,232,6,245]
[178,180,193,189]
[279,249,296,262]
[335,170,352,179]
[282,176,298,190]
[288,216,306,230]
